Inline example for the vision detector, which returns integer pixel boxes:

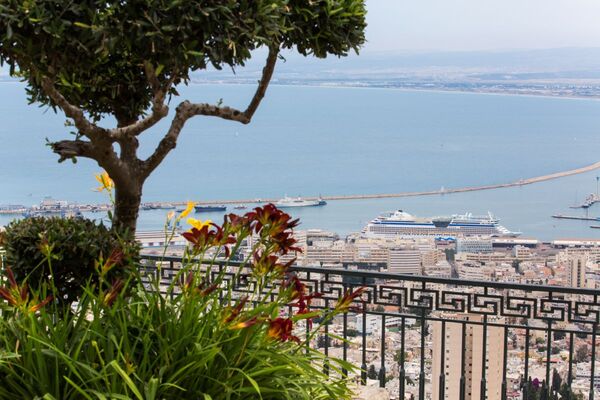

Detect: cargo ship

[363,210,520,238]
[194,205,227,212]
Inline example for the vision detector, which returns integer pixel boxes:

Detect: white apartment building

[456,236,493,254]
[388,247,422,275]
[432,314,505,400]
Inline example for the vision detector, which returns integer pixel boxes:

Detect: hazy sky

[365,0,600,52]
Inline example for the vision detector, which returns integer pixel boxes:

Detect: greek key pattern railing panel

[139,256,600,329]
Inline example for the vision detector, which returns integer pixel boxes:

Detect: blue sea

[1,81,600,240]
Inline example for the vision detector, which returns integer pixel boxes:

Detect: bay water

[1,82,600,240]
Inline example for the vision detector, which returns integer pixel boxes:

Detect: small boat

[195,205,227,212]
[233,204,247,210]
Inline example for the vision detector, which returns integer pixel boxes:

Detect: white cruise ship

[275,196,327,208]
[363,210,520,238]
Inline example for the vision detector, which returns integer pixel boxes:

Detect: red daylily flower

[224,213,252,236]
[183,223,236,254]
[223,297,248,324]
[252,253,293,276]
[335,287,367,313]
[0,266,53,313]
[182,272,218,297]
[245,205,301,254]
[283,275,322,328]
[182,225,212,249]
[103,279,125,307]
[267,317,300,343]
[98,248,124,275]
[229,316,260,330]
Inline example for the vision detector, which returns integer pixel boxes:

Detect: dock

[552,215,599,222]
[569,193,600,209]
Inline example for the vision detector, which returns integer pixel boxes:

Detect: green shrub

[0,205,362,399]
[3,217,138,304]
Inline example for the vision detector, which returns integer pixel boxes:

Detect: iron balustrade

[140,254,600,400]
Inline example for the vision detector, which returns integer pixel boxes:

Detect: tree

[317,335,331,348]
[559,383,585,400]
[574,344,589,363]
[551,368,561,394]
[394,350,408,363]
[0,1,367,232]
[345,328,359,337]
[367,364,377,380]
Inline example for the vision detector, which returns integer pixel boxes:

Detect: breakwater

[4,160,600,214]
[188,160,600,206]
[193,161,600,204]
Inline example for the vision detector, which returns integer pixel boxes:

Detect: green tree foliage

[367,364,377,380]
[0,1,367,231]
[559,383,585,400]
[394,350,409,363]
[575,344,589,363]
[553,330,566,340]
[317,334,331,348]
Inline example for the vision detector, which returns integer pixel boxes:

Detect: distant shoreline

[188,80,600,102]
[2,78,599,102]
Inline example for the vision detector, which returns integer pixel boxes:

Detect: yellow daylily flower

[166,211,175,221]
[178,201,195,220]
[187,217,212,230]
[94,171,114,192]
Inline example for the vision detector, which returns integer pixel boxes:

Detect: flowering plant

[0,176,365,399]
[171,203,365,342]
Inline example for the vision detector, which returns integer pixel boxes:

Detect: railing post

[502,326,508,400]
[545,292,553,400]
[323,273,330,377]
[522,327,530,400]
[361,279,368,385]
[419,307,426,400]
[591,323,597,400]
[439,320,446,400]
[399,316,406,400]
[480,315,488,400]
[459,321,466,400]
[379,314,386,388]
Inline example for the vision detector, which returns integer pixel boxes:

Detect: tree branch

[142,101,192,175]
[110,63,175,139]
[143,47,279,176]
[40,77,108,142]
[50,139,97,162]
[185,46,279,124]
[243,46,279,120]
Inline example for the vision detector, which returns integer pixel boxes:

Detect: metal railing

[140,254,600,400]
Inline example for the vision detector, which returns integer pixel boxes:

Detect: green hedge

[3,217,138,304]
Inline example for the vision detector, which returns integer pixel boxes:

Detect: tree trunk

[112,182,142,235]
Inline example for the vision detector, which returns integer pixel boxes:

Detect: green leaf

[228,368,262,399]
[108,361,144,400]
[73,22,92,29]
[143,377,159,400]
[63,377,95,400]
